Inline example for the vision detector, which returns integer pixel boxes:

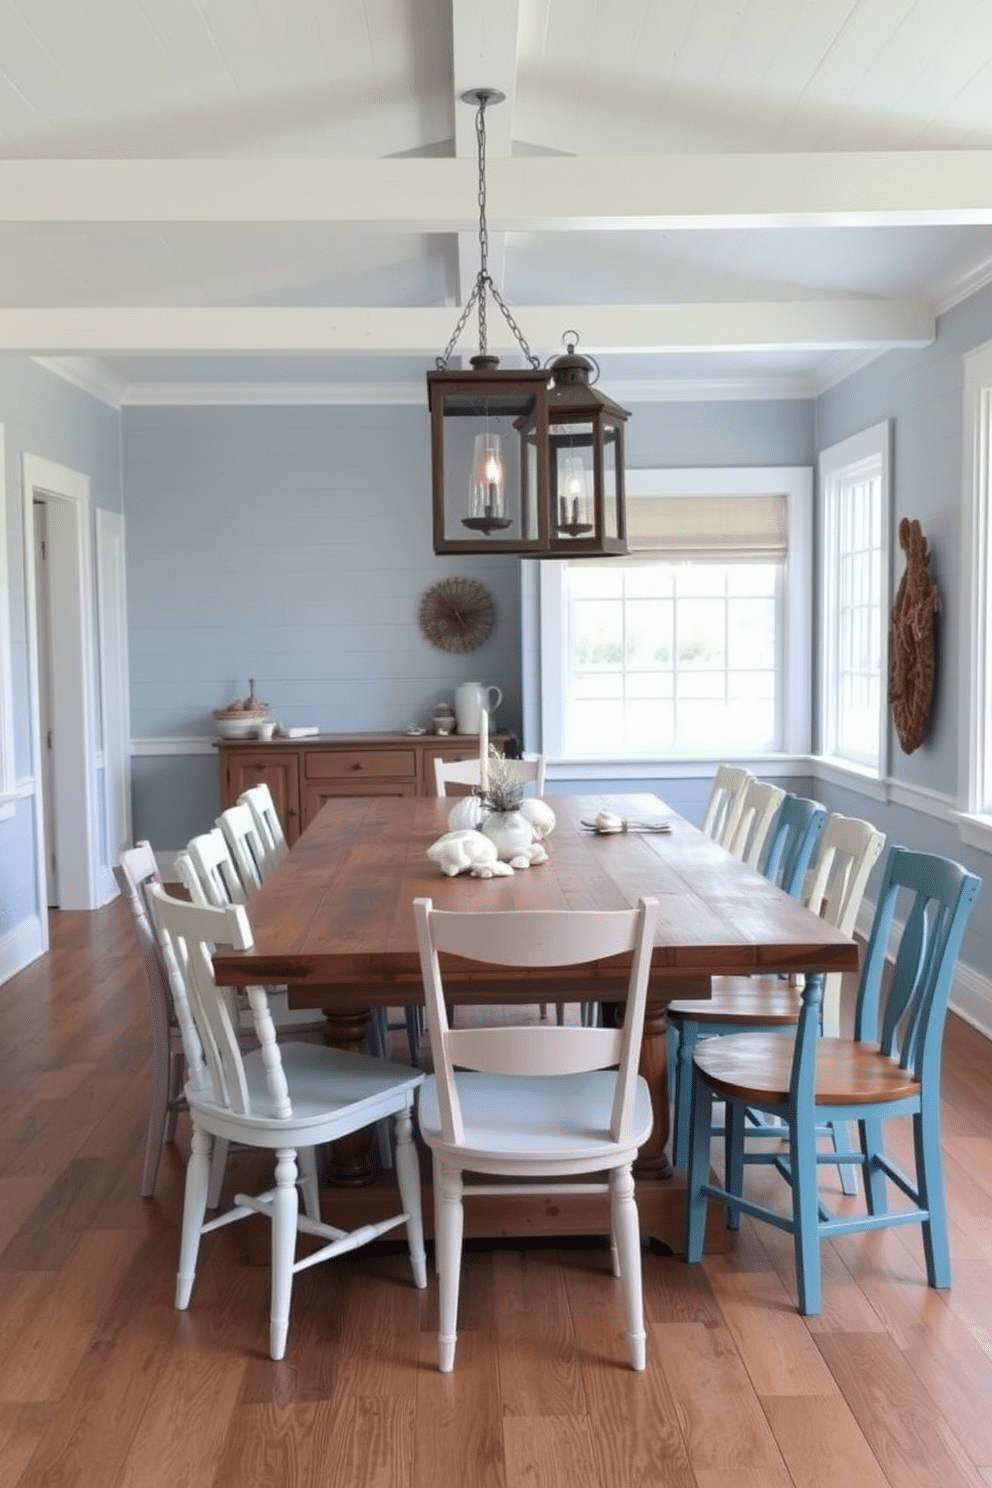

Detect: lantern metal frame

[426,90,628,558]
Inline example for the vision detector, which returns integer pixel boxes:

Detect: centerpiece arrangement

[427,748,555,878]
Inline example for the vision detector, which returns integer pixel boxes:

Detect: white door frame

[22,454,101,917]
[96,507,132,874]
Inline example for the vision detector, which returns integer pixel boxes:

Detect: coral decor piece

[888,517,940,754]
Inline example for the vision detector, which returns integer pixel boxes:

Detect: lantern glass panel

[432,384,541,549]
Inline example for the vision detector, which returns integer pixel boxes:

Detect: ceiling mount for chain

[435,88,540,372]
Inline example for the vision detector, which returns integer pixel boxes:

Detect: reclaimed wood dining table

[212,790,861,1250]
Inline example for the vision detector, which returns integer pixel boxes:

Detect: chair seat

[694,1031,923,1107]
[188,1041,424,1144]
[668,975,802,1027]
[419,1070,653,1170]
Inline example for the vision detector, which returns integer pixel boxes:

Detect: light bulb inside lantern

[471,434,504,520]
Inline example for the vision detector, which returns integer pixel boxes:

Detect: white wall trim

[855,897,992,1043]
[0,916,45,985]
[131,736,219,756]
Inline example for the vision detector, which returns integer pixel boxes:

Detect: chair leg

[724,1098,746,1230]
[671,1019,700,1170]
[393,1109,427,1289]
[435,1160,464,1372]
[554,1003,566,1025]
[207,1137,229,1209]
[298,1146,321,1220]
[914,1106,951,1288]
[176,1123,211,1310]
[268,1147,299,1361]
[610,1165,646,1370]
[141,1056,172,1198]
[163,1048,184,1142]
[790,1103,822,1316]
[829,1118,859,1195]
[685,1073,714,1262]
[404,1006,423,1063]
[860,1114,889,1215]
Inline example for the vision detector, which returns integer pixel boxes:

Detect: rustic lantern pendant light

[426,91,628,557]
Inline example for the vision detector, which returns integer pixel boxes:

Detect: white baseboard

[0,915,46,985]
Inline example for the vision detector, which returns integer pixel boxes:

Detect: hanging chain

[436,93,540,371]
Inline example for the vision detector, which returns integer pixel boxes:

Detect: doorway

[22,455,105,918]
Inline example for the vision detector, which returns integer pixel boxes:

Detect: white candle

[479,706,489,792]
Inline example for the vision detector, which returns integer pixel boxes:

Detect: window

[0,425,14,820]
[536,467,812,762]
[959,342,992,840]
[818,424,890,776]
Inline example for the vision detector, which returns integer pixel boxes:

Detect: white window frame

[817,422,891,780]
[536,466,812,765]
[958,341,992,849]
[0,425,15,821]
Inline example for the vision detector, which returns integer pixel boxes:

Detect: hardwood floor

[2,900,992,1487]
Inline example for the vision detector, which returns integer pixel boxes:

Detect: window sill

[953,811,992,855]
[811,756,887,801]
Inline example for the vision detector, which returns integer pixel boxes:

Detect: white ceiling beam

[0,301,934,355]
[1,154,992,227]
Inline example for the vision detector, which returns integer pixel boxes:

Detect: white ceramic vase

[479,810,534,862]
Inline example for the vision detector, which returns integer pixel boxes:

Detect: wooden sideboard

[217,732,508,844]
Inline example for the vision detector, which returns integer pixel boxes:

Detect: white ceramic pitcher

[454,681,502,735]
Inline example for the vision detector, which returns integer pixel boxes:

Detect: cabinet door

[223,751,302,844]
[301,778,416,832]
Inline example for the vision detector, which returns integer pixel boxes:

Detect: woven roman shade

[625,494,788,562]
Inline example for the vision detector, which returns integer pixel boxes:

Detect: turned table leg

[319,1003,377,1185]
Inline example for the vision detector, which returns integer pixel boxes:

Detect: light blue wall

[122,404,525,845]
[122,396,816,848]
[0,359,122,969]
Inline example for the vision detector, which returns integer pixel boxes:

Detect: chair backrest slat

[238,783,289,875]
[759,794,827,898]
[800,812,887,1038]
[433,754,546,798]
[700,765,753,848]
[413,896,658,1147]
[728,781,786,868]
[217,802,266,895]
[175,828,248,907]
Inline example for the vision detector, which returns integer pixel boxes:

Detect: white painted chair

[175,828,248,907]
[727,780,786,868]
[148,883,427,1361]
[413,893,659,1373]
[216,802,267,896]
[238,782,289,878]
[700,764,753,848]
[433,754,546,797]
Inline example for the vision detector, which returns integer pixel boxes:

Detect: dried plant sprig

[479,750,525,814]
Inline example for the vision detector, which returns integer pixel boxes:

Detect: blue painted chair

[667,793,829,1169]
[685,847,982,1315]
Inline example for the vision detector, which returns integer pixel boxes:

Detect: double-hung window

[535,467,812,762]
[959,342,992,843]
[817,423,890,776]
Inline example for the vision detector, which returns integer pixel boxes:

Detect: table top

[212,792,861,1003]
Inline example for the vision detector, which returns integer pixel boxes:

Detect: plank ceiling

[2,0,992,403]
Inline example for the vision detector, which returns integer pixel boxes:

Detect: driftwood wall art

[888,517,940,754]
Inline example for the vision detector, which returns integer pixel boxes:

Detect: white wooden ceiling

[3,0,992,403]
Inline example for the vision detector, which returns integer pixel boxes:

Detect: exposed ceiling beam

[0,301,934,355]
[1,154,991,228]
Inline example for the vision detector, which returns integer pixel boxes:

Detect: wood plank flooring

[2,899,992,1487]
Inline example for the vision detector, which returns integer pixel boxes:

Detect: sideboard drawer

[303,748,418,781]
